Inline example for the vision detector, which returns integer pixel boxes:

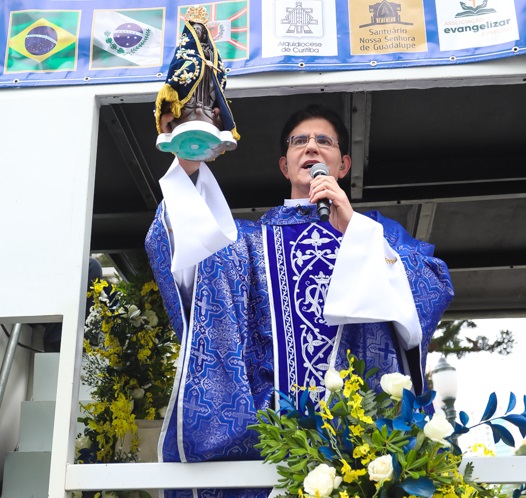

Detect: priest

[145,97,454,497]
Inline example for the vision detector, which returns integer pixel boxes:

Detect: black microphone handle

[317,199,330,221]
[310,163,331,221]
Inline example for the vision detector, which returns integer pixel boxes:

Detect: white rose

[127,305,140,318]
[123,305,143,326]
[131,388,145,399]
[75,435,92,451]
[158,406,168,418]
[324,369,344,392]
[380,372,412,400]
[424,413,454,446]
[368,455,394,482]
[303,463,342,498]
[144,310,159,327]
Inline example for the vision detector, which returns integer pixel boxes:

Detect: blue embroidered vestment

[145,203,454,498]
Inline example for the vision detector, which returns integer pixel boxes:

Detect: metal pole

[442,396,459,445]
[0,323,23,409]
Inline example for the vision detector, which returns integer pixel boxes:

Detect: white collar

[284,198,314,207]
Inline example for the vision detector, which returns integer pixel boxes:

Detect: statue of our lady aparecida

[154,6,239,161]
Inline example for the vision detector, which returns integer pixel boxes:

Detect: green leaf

[405,449,416,466]
[289,448,307,456]
[372,430,385,446]
[414,429,425,451]
[409,456,430,469]
[291,430,310,449]
[289,458,309,472]
[354,357,366,376]
[269,448,288,462]
[307,446,319,459]
[464,461,474,481]
[365,366,380,380]
[292,473,306,482]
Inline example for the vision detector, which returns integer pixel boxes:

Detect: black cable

[1,323,45,353]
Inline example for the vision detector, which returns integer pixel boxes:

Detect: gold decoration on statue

[184,6,209,25]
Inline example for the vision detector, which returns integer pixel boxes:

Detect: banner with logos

[1,0,524,88]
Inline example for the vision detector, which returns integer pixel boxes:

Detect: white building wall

[0,82,155,497]
[2,61,526,494]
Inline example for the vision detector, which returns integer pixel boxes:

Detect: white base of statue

[156,121,237,161]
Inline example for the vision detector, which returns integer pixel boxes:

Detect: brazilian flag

[6,11,80,73]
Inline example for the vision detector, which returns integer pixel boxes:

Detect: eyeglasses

[287,134,339,149]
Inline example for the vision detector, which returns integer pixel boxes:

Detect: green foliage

[77,271,179,464]
[429,320,514,359]
[249,354,506,498]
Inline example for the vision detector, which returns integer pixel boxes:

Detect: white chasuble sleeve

[159,159,238,272]
[323,212,422,351]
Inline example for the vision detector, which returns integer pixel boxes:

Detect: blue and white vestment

[145,160,454,498]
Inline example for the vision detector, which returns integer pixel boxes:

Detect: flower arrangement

[77,273,179,466]
[250,353,526,498]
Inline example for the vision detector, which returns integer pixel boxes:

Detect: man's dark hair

[279,104,350,156]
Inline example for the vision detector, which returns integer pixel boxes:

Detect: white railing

[64,457,526,493]
[65,461,279,492]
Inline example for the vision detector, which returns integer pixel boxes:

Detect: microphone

[309,162,330,221]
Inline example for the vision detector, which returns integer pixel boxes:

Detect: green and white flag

[178,1,248,61]
[91,8,165,69]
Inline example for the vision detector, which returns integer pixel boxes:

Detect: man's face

[279,118,350,199]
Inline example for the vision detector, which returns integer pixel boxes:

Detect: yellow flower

[93,279,109,296]
[137,348,152,361]
[353,443,370,458]
[339,491,350,498]
[340,458,352,474]
[83,339,93,354]
[349,424,364,436]
[319,400,334,420]
[460,485,477,498]
[436,484,457,498]
[101,319,112,333]
[471,443,496,457]
[146,407,156,420]
[322,421,336,436]
[347,393,373,424]
[346,468,367,484]
[339,458,367,484]
[343,374,363,398]
[141,281,158,295]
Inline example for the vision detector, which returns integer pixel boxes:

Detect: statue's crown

[185,6,209,25]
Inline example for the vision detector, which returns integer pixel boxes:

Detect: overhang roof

[91,71,526,319]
